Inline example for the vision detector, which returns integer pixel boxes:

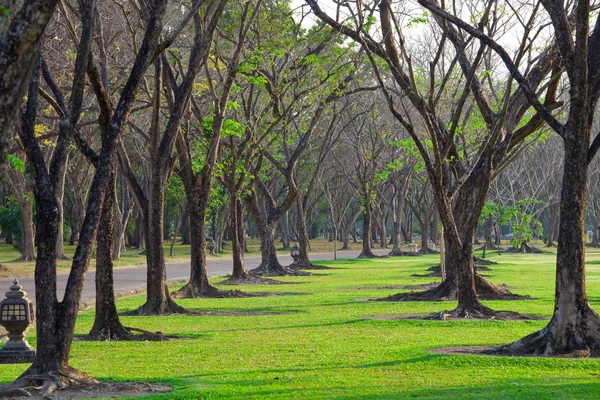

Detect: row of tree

[1,0,600,395]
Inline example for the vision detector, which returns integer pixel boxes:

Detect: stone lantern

[291,243,300,263]
[409,240,418,254]
[0,279,35,363]
[207,238,216,255]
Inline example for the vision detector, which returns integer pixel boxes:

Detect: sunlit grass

[2,249,600,398]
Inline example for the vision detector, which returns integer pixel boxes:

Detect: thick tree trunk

[133,172,184,314]
[505,134,600,355]
[174,192,223,297]
[88,166,131,340]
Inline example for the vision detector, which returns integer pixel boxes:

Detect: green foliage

[0,197,22,251]
[483,199,544,248]
[7,154,25,172]
[406,11,430,28]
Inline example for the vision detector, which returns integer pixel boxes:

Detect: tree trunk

[293,195,315,268]
[505,133,600,355]
[230,199,249,280]
[358,201,378,258]
[88,166,131,339]
[174,189,223,297]
[546,205,559,247]
[133,171,184,314]
[113,169,132,258]
[55,154,69,260]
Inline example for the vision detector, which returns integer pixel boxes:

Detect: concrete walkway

[0,249,389,308]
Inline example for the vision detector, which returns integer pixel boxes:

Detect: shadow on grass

[336,379,600,399]
[218,318,366,333]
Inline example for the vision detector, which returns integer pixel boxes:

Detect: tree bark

[87,165,131,339]
[358,201,378,258]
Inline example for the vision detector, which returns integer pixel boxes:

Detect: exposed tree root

[84,325,168,341]
[172,282,253,298]
[250,262,311,276]
[476,243,501,251]
[219,275,288,285]
[505,243,547,253]
[387,248,412,256]
[0,376,171,399]
[86,321,134,341]
[375,274,528,301]
[473,257,498,265]
[496,307,600,357]
[374,279,457,301]
[357,250,387,258]
[417,264,492,278]
[125,297,187,316]
[0,366,98,398]
[418,248,440,255]
[287,262,332,270]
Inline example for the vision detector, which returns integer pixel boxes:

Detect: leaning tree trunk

[88,166,131,340]
[504,134,600,355]
[358,201,378,258]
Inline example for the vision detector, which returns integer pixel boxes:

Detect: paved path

[0,249,388,308]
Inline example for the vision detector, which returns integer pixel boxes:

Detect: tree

[0,0,181,394]
[421,0,600,355]
[308,0,559,317]
[0,0,59,168]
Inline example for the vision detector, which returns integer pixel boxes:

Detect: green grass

[2,249,600,398]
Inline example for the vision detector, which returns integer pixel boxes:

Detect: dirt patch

[0,381,171,399]
[364,311,544,321]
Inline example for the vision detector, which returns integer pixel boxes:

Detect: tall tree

[308,0,560,317]
[421,0,600,353]
[0,0,59,168]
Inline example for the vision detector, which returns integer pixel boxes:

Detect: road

[0,249,388,308]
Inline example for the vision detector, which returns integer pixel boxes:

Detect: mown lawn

[2,249,600,399]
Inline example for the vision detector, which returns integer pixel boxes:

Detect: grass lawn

[2,248,600,398]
